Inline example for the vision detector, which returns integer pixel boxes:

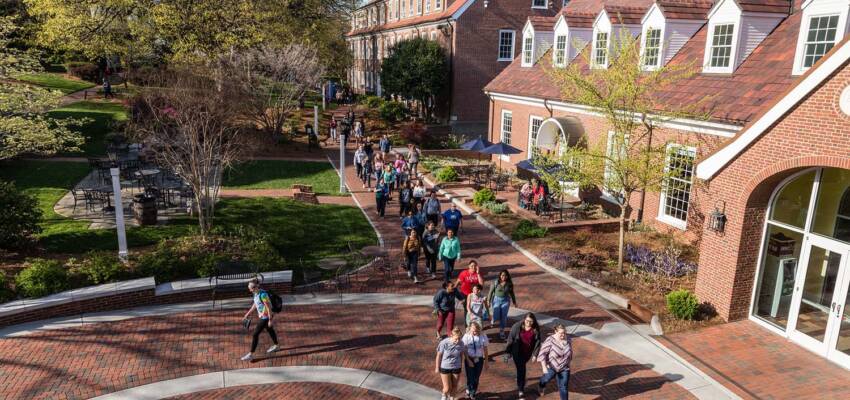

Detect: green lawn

[0,161,375,266]
[49,101,128,156]
[15,72,95,94]
[223,160,343,195]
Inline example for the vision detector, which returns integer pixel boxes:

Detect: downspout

[487,91,494,141]
[446,18,455,126]
[544,98,553,117]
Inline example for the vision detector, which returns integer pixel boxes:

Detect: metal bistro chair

[70,188,87,212]
[300,258,324,296]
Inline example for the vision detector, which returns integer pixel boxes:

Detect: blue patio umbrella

[516,159,564,175]
[481,142,523,172]
[460,137,493,152]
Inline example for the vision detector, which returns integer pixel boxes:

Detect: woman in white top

[466,284,487,327]
[462,322,489,399]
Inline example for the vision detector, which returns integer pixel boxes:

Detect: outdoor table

[137,168,161,177]
[360,246,388,258]
[94,185,115,212]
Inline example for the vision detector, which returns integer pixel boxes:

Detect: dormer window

[642,27,662,69]
[708,23,735,69]
[522,36,534,66]
[554,34,567,66]
[593,31,609,67]
[804,15,840,68]
[532,0,547,9]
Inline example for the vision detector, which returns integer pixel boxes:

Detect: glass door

[827,258,850,368]
[788,236,848,355]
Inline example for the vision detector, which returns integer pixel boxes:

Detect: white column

[321,82,327,110]
[313,105,319,136]
[339,134,347,193]
[109,168,128,260]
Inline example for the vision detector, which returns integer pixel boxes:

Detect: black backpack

[267,290,283,313]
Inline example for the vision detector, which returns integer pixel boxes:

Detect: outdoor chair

[70,189,87,212]
[209,260,262,309]
[83,189,103,212]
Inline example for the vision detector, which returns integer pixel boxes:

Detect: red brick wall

[452,1,558,123]
[696,59,850,321]
[487,98,727,241]
[0,282,293,329]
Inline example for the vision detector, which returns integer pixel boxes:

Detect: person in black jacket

[505,312,542,399]
[433,281,464,340]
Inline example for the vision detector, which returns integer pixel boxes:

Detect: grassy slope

[15,72,95,94]
[222,160,343,195]
[49,101,128,156]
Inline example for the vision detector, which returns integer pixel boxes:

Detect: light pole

[109,168,128,260]
[339,133,347,194]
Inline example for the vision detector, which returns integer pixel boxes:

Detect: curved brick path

[165,383,397,400]
[0,304,690,400]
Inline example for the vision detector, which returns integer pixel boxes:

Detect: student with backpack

[241,279,282,361]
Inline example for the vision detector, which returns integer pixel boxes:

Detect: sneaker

[240,352,253,361]
[431,273,437,279]
[466,389,471,398]
[440,395,447,400]
[517,391,525,399]
[538,385,545,396]
[266,344,278,353]
[499,332,506,340]
[407,271,412,278]
[414,277,420,283]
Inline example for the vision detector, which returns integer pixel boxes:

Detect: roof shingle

[656,0,713,20]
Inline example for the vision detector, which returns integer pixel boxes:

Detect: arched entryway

[751,167,850,368]
[534,116,584,155]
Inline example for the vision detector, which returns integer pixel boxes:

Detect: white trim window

[532,0,547,9]
[554,34,567,67]
[522,36,534,66]
[803,15,840,69]
[498,30,516,61]
[642,27,662,70]
[708,23,735,69]
[501,110,513,145]
[416,0,421,15]
[528,116,543,159]
[593,31,609,68]
[409,0,414,16]
[425,0,430,13]
[435,0,441,10]
[431,31,437,40]
[658,144,696,229]
[603,131,627,201]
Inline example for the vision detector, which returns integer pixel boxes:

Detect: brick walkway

[0,305,690,400]
[659,320,850,400]
[218,188,355,206]
[165,382,397,399]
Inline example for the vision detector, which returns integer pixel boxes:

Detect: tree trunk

[618,205,627,274]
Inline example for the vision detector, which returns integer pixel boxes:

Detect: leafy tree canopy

[380,37,448,106]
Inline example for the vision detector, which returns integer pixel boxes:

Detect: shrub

[66,61,100,82]
[15,259,69,298]
[472,188,496,206]
[666,289,699,320]
[0,274,15,303]
[363,95,385,108]
[400,122,427,145]
[72,252,126,285]
[435,166,459,183]
[512,219,548,240]
[129,65,160,86]
[541,250,574,270]
[379,100,406,122]
[625,243,697,277]
[0,181,43,250]
[482,201,508,214]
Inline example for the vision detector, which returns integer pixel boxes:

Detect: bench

[209,261,263,308]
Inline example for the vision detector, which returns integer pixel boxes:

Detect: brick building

[484,0,850,368]
[345,0,562,133]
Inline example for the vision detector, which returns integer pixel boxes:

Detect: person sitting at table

[520,181,533,210]
[533,179,547,216]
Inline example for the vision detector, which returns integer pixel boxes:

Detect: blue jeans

[464,357,484,395]
[539,368,569,400]
[406,251,419,277]
[492,295,510,331]
[442,257,456,282]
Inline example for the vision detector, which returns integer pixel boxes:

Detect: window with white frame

[528,116,543,158]
[554,34,567,66]
[425,0,430,13]
[522,36,534,65]
[431,31,437,40]
[532,0,547,9]
[416,0,421,14]
[409,0,414,16]
[660,144,696,224]
[803,15,840,68]
[400,0,405,17]
[642,28,662,69]
[708,23,734,68]
[498,30,515,61]
[501,111,513,145]
[435,0,441,10]
[593,31,609,67]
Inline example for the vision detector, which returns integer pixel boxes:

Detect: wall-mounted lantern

[708,201,727,233]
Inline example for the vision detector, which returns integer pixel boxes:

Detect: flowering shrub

[625,243,696,277]
[541,250,574,270]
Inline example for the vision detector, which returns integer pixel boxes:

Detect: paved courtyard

[0,147,847,399]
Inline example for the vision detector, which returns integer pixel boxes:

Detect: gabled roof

[563,11,598,28]
[528,16,557,32]
[603,5,651,25]
[697,34,850,179]
[656,0,713,20]
[737,0,793,13]
[346,0,471,36]
[484,6,803,126]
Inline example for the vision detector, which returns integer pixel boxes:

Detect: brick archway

[725,156,850,320]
